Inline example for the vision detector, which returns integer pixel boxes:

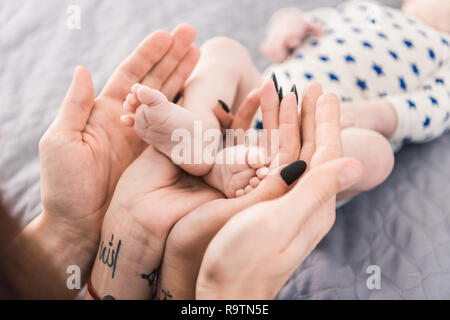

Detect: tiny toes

[244,185,253,194]
[120,114,135,127]
[131,83,140,94]
[136,85,165,106]
[247,148,269,169]
[126,93,138,107]
[249,177,261,188]
[236,189,245,197]
[256,166,270,179]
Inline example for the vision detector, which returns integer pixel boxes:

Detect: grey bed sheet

[1,0,449,299]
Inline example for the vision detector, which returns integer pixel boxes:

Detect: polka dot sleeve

[386,62,450,148]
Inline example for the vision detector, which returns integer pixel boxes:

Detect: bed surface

[1,0,449,299]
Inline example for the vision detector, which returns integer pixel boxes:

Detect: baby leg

[337,128,395,202]
[182,37,263,116]
[122,37,263,177]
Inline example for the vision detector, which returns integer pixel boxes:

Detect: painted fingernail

[291,84,299,104]
[271,72,279,93]
[218,99,230,113]
[278,87,283,103]
[287,47,295,55]
[280,160,307,185]
[173,92,182,104]
[337,163,361,188]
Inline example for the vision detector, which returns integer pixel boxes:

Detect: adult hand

[196,92,364,300]
[86,81,267,300]
[15,24,199,299]
[155,79,311,300]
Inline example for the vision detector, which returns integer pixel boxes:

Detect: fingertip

[318,92,339,106]
[303,82,323,98]
[280,160,307,186]
[172,23,197,41]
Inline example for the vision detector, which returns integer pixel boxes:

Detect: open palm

[39,24,200,243]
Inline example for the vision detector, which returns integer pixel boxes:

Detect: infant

[120,0,450,200]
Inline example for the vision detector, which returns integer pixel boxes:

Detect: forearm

[2,213,97,299]
[157,198,255,300]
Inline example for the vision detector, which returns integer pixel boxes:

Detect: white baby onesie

[260,0,450,151]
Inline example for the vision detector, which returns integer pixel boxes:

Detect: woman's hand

[11,24,199,299]
[154,81,321,300]
[196,93,364,300]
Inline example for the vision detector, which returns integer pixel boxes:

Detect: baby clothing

[262,0,450,151]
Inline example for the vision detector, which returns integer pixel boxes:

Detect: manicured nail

[337,163,361,188]
[290,84,299,104]
[218,99,230,113]
[280,160,307,185]
[287,47,295,55]
[278,87,283,103]
[271,72,279,93]
[173,92,182,104]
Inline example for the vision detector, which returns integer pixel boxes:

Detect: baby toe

[249,177,261,188]
[247,147,269,169]
[126,93,139,107]
[131,83,141,94]
[235,189,245,197]
[256,166,270,179]
[244,185,253,194]
[120,114,135,127]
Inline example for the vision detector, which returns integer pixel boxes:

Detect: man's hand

[10,24,199,299]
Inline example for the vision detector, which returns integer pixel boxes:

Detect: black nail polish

[271,72,279,93]
[218,99,230,113]
[290,84,299,104]
[278,87,283,103]
[287,47,295,55]
[280,160,307,186]
[173,92,182,104]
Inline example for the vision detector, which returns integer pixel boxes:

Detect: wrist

[87,209,164,300]
[4,212,98,299]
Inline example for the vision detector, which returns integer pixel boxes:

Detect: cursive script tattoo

[141,269,158,298]
[98,234,122,278]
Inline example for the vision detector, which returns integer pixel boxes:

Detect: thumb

[306,21,323,37]
[53,66,95,131]
[279,158,364,224]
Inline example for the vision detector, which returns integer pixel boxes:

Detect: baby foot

[120,84,219,176]
[203,145,270,198]
[340,99,398,138]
